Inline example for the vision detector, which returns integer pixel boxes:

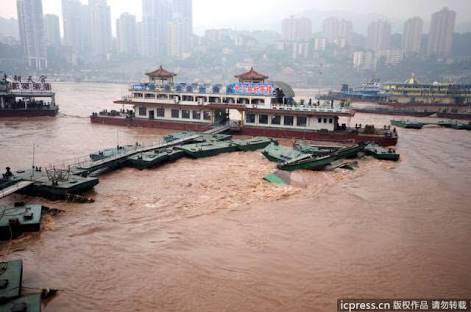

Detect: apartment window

[182,110,190,119]
[284,115,294,126]
[156,108,165,117]
[259,114,268,124]
[138,107,146,116]
[203,111,212,121]
[297,116,307,127]
[171,109,180,118]
[245,113,256,123]
[271,115,281,125]
[192,110,201,120]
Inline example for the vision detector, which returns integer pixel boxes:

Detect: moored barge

[90,66,397,146]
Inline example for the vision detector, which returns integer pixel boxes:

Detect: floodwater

[1,82,470,312]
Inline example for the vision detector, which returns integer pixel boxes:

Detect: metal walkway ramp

[72,134,201,176]
[0,181,34,199]
[204,124,232,135]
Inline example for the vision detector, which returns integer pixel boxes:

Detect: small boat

[277,143,366,171]
[232,137,274,152]
[390,120,424,129]
[0,203,43,240]
[364,143,400,161]
[127,148,184,170]
[262,143,310,163]
[177,141,239,158]
[293,142,341,156]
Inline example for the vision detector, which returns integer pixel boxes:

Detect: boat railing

[271,104,352,113]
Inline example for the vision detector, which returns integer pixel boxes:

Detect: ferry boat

[320,79,386,102]
[0,74,58,117]
[382,75,471,106]
[90,66,397,146]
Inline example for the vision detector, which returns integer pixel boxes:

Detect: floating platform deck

[177,141,240,158]
[0,259,23,302]
[0,293,42,312]
[0,204,42,240]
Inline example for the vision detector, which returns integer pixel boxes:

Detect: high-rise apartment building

[142,0,171,58]
[43,14,61,47]
[117,13,137,56]
[367,20,391,52]
[281,16,312,42]
[427,7,456,58]
[89,0,112,61]
[402,17,423,56]
[322,17,353,47]
[172,0,192,54]
[62,0,91,55]
[17,0,47,69]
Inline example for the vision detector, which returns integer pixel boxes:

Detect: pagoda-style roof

[145,66,176,79]
[235,67,269,82]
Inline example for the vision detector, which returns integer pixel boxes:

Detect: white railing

[271,104,352,113]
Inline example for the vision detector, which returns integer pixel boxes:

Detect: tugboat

[0,74,58,117]
[90,66,397,146]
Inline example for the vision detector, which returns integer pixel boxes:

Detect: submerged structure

[0,74,58,117]
[91,66,397,146]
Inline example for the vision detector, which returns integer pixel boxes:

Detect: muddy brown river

[1,82,470,311]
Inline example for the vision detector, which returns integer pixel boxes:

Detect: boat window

[245,113,255,123]
[192,110,201,120]
[134,93,143,98]
[156,108,165,117]
[323,118,327,123]
[138,107,146,116]
[271,115,281,125]
[171,109,180,118]
[329,118,333,124]
[182,110,190,119]
[318,118,322,123]
[252,98,265,105]
[259,114,268,124]
[203,111,212,120]
[284,115,294,126]
[297,116,307,127]
[145,93,155,99]
[237,98,249,104]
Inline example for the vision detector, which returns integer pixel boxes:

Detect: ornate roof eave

[145,65,176,79]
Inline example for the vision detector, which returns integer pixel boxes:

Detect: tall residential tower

[427,7,456,58]
[402,17,423,56]
[17,0,47,69]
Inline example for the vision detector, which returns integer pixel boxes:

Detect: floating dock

[0,259,44,311]
[0,203,42,240]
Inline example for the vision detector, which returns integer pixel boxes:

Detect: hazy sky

[3,0,471,35]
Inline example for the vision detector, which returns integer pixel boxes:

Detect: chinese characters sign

[226,83,274,96]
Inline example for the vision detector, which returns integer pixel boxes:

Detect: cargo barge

[0,74,58,117]
[90,66,397,146]
[323,75,471,118]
